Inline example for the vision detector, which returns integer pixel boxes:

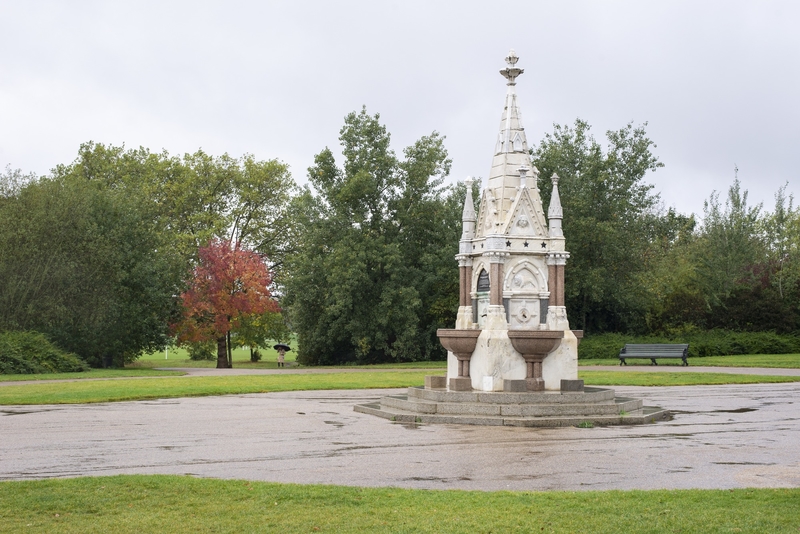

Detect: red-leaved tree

[173,239,279,368]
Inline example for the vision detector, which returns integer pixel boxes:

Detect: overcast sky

[2,1,798,218]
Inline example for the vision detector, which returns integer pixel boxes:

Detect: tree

[696,177,764,307]
[283,108,460,365]
[696,178,800,333]
[762,183,799,300]
[0,172,184,366]
[53,142,296,275]
[636,211,706,332]
[532,119,664,333]
[173,239,279,368]
[233,311,291,362]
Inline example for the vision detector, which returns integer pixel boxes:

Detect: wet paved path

[2,382,799,491]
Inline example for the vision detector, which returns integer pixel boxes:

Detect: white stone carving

[445,51,577,391]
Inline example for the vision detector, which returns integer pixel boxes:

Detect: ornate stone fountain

[355,51,667,426]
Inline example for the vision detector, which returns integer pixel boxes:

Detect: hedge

[578,330,800,359]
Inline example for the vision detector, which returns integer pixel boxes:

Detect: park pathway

[2,381,800,491]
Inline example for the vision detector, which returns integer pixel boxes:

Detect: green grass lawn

[0,475,796,534]
[0,372,436,405]
[578,370,800,387]
[1,370,799,405]
[579,353,800,368]
[134,346,446,369]
[137,344,298,365]
[0,368,185,382]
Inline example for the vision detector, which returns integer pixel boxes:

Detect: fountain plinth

[507,330,564,391]
[437,329,481,391]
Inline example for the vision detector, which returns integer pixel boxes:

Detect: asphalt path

[2,375,799,491]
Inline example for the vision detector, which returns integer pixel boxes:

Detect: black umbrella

[273,343,291,352]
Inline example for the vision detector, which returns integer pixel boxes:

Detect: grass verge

[1,370,798,405]
[0,475,797,534]
[0,369,185,382]
[131,358,446,370]
[0,371,435,405]
[579,370,800,387]
[579,353,800,368]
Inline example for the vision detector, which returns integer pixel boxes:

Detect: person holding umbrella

[273,343,291,368]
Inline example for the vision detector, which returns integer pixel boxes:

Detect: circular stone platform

[354,386,669,427]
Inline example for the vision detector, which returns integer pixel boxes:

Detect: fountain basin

[437,329,481,356]
[437,329,481,391]
[506,330,564,355]
[507,330,564,391]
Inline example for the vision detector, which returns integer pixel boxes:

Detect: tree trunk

[216,336,228,368]
[227,331,233,368]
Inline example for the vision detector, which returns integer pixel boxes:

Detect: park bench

[618,343,689,366]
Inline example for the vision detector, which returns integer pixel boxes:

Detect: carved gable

[501,188,547,237]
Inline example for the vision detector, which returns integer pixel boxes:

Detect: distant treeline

[1,112,797,368]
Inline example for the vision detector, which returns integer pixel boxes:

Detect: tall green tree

[53,142,296,273]
[284,108,460,365]
[696,177,764,307]
[532,119,663,333]
[762,183,799,300]
[0,172,184,366]
[697,179,800,333]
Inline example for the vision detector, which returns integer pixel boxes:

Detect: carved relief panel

[504,260,549,330]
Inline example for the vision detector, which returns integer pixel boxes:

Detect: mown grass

[0,475,797,533]
[0,369,185,382]
[579,353,800,368]
[0,371,435,405]
[578,370,800,387]
[138,345,298,364]
[2,370,798,405]
[133,350,445,369]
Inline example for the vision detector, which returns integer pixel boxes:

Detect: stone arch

[471,260,489,295]
[504,261,547,295]
[477,269,490,292]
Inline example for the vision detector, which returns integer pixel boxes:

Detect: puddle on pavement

[714,461,776,466]
[404,476,472,482]
[671,407,757,415]
[0,408,57,416]
[324,420,344,428]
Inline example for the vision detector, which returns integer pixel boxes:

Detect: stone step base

[380,394,642,417]
[354,402,669,427]
[408,386,617,405]
[354,386,669,427]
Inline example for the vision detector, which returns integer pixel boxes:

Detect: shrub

[0,331,89,374]
[578,329,800,359]
[186,341,216,361]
